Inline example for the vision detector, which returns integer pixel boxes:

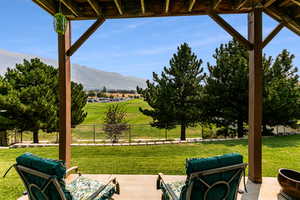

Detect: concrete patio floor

[18,174,281,200]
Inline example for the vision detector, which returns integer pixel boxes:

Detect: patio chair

[4,153,120,200]
[156,153,247,200]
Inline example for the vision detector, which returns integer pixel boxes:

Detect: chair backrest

[181,153,246,200]
[15,153,72,200]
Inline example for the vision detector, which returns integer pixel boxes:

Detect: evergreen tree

[205,40,300,136]
[71,82,88,128]
[204,40,248,137]
[138,43,205,140]
[262,50,300,134]
[1,58,88,143]
[3,59,58,143]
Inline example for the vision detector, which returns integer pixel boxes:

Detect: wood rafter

[236,0,248,10]
[291,0,300,6]
[279,0,292,7]
[212,0,222,10]
[61,0,80,16]
[66,17,105,56]
[264,7,300,35]
[262,22,284,47]
[209,11,253,50]
[188,0,196,12]
[141,0,145,14]
[264,0,277,7]
[32,0,56,15]
[114,0,123,15]
[165,0,170,13]
[87,0,101,16]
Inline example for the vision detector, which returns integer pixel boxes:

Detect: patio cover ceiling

[33,0,300,35]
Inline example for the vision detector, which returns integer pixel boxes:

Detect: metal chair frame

[157,163,247,200]
[13,164,119,200]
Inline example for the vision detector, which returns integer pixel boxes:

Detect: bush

[103,104,129,143]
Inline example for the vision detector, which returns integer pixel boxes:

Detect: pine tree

[138,43,205,140]
[262,49,300,134]
[205,40,300,137]
[71,82,88,128]
[204,40,249,138]
[1,58,88,143]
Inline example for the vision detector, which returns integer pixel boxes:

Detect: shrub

[103,104,129,143]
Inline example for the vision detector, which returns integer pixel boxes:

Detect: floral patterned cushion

[161,180,186,200]
[66,176,116,200]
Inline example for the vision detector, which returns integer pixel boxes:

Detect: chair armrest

[157,173,166,189]
[66,166,81,177]
[86,176,120,200]
[157,173,179,200]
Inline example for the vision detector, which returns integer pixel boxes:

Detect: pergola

[32,0,300,184]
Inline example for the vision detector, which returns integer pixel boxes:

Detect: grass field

[83,99,152,125]
[16,99,218,143]
[1,134,300,199]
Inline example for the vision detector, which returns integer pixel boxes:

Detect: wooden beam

[87,0,102,16]
[141,0,145,14]
[279,0,292,7]
[165,0,170,13]
[264,0,277,7]
[291,0,300,6]
[114,0,123,15]
[264,8,300,36]
[248,6,263,184]
[32,0,56,15]
[236,0,248,10]
[188,0,196,12]
[212,0,222,10]
[58,21,72,169]
[66,17,105,56]
[262,22,284,48]
[209,12,253,50]
[61,0,80,16]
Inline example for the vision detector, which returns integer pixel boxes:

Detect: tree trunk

[262,123,268,136]
[237,119,244,138]
[33,130,39,143]
[180,124,186,141]
[0,130,8,146]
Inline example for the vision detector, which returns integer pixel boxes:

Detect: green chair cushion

[16,153,66,179]
[16,153,72,200]
[186,153,243,176]
[67,176,116,200]
[160,153,244,200]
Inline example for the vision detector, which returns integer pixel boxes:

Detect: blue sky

[1,0,299,79]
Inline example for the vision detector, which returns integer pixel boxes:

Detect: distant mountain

[0,49,146,90]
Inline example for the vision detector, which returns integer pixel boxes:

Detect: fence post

[93,124,96,143]
[15,129,17,144]
[129,125,131,143]
[165,128,167,141]
[56,132,59,143]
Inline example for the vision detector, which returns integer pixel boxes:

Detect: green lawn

[17,99,218,142]
[1,135,300,199]
[83,99,152,125]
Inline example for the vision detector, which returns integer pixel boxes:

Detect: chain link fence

[3,124,300,146]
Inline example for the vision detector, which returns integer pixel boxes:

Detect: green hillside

[83,99,152,125]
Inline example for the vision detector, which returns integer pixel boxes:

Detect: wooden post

[58,21,72,169]
[248,6,263,183]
